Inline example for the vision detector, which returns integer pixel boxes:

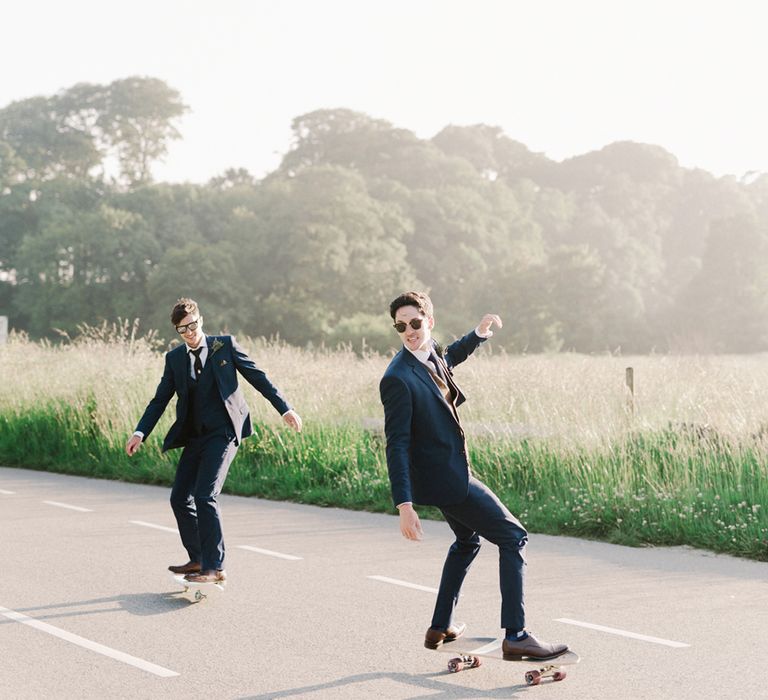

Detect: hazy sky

[4,0,767,183]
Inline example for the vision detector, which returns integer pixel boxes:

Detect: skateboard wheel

[553,671,566,681]
[447,658,462,673]
[525,670,542,686]
[470,656,481,669]
[194,590,205,601]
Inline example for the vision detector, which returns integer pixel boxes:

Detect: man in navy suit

[380,291,567,660]
[126,298,302,583]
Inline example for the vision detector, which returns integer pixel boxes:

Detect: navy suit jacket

[379,330,486,507]
[135,335,291,452]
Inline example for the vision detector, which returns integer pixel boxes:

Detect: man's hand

[398,503,423,541]
[125,435,142,456]
[282,410,302,432]
[477,313,503,337]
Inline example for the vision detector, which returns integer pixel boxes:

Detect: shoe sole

[503,650,569,662]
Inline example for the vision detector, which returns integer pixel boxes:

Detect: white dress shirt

[186,337,209,379]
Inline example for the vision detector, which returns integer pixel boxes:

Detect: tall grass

[1,325,766,560]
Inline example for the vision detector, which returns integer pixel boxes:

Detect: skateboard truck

[170,572,226,603]
[439,636,578,686]
[447,654,568,685]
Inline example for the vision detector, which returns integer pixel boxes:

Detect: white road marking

[555,617,690,648]
[469,639,504,654]
[0,605,179,677]
[43,501,92,512]
[236,545,303,560]
[367,575,438,594]
[130,520,178,533]
[0,489,15,494]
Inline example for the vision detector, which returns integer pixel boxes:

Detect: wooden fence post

[625,366,635,417]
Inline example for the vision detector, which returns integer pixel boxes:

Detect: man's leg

[443,477,528,633]
[439,478,568,659]
[169,442,203,564]
[430,512,481,630]
[193,432,238,572]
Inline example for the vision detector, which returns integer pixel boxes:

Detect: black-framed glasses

[175,318,200,334]
[393,318,424,333]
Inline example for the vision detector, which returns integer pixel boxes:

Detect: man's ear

[428,316,435,330]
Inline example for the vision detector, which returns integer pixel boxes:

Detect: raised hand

[477,313,503,337]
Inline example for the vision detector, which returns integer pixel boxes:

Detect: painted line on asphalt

[367,575,439,594]
[0,489,15,494]
[130,520,178,533]
[0,605,179,677]
[43,501,92,513]
[236,545,303,561]
[555,618,690,648]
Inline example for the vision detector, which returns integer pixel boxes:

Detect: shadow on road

[0,591,192,622]
[240,670,528,699]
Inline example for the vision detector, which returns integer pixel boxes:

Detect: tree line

[1,77,767,352]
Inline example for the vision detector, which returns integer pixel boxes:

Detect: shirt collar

[405,344,432,364]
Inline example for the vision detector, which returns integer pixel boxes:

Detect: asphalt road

[1,466,766,699]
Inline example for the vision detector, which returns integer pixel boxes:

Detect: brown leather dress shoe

[168,561,201,575]
[184,569,226,583]
[502,633,568,660]
[424,622,467,649]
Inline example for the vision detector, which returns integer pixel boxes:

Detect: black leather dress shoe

[424,622,467,649]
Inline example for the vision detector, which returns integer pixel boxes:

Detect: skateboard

[434,636,579,686]
[170,573,226,603]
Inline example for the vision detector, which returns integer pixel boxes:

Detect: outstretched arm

[231,337,291,413]
[443,313,502,370]
[126,356,176,455]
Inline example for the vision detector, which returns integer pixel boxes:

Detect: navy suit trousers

[431,477,528,632]
[169,429,238,570]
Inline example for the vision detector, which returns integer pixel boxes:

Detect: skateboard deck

[170,573,226,603]
[434,636,579,686]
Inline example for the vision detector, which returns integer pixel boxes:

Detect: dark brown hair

[389,291,433,320]
[170,298,200,325]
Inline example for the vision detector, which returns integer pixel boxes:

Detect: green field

[1,324,767,561]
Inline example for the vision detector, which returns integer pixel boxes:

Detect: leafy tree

[0,77,186,186]
[96,77,187,186]
[13,195,158,336]
[672,215,768,352]
[0,96,100,180]
[235,165,418,346]
[146,241,244,339]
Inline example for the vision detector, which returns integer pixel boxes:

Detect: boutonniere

[211,339,224,355]
[220,359,227,367]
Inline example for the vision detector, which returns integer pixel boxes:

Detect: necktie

[190,347,203,379]
[428,352,446,381]
[425,357,452,403]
